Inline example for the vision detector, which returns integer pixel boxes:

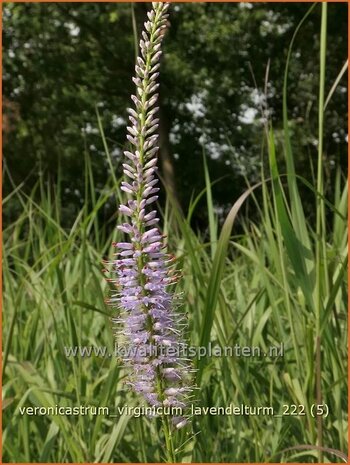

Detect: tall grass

[2,4,347,463]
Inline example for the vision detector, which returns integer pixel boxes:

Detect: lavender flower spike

[107,2,193,433]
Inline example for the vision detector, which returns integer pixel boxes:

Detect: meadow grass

[2,3,348,463]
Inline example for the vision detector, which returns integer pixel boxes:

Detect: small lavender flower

[107,2,193,429]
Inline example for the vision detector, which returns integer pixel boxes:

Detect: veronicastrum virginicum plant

[106,2,194,461]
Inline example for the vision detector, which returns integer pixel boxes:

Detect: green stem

[156,369,176,462]
[315,3,327,462]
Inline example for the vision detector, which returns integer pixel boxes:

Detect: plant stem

[156,370,176,462]
[316,3,327,462]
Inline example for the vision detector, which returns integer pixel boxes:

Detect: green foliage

[3,139,347,461]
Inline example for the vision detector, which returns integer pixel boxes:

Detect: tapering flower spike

[107,2,193,435]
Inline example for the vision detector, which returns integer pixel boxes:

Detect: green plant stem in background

[315,3,327,462]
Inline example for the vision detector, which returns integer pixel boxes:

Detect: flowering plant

[107,2,193,461]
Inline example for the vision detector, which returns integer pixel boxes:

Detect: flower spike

[106,1,193,430]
